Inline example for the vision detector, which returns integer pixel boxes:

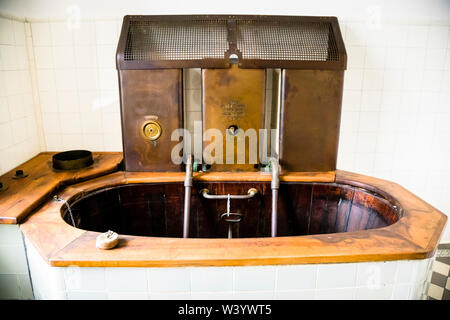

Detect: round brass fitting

[142,120,162,141]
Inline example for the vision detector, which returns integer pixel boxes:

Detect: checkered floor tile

[427,244,450,300]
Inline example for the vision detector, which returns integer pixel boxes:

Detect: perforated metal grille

[124,20,229,61]
[236,20,339,61]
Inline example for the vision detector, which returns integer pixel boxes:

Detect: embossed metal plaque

[202,65,265,171]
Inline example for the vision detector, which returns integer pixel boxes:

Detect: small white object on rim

[96,230,119,250]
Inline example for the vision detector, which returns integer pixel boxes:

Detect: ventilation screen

[124,20,229,61]
[117,16,346,69]
[236,20,339,61]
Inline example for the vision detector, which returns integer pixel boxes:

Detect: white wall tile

[190,267,233,292]
[52,46,75,69]
[73,21,96,46]
[363,69,384,90]
[42,113,60,134]
[276,265,317,291]
[427,26,449,48]
[75,46,97,69]
[344,69,364,90]
[50,22,73,46]
[66,291,107,300]
[13,21,26,46]
[60,113,81,134]
[392,283,412,299]
[148,268,190,292]
[61,133,84,150]
[234,266,276,292]
[80,111,102,134]
[0,18,15,45]
[347,46,366,69]
[105,268,148,292]
[234,291,275,300]
[82,133,104,150]
[64,267,105,291]
[149,292,191,300]
[107,292,148,300]
[356,261,397,288]
[36,69,56,91]
[315,287,355,300]
[0,225,22,245]
[39,91,58,113]
[0,45,17,70]
[96,45,116,69]
[190,292,234,300]
[275,290,315,300]
[406,26,429,48]
[317,263,357,289]
[31,22,52,46]
[0,245,28,274]
[356,285,394,300]
[0,122,13,149]
[0,274,21,299]
[33,46,53,69]
[425,48,447,70]
[57,91,79,113]
[95,21,119,45]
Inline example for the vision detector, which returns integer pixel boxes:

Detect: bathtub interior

[61,182,399,239]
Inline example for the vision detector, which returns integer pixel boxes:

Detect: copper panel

[202,66,265,171]
[279,69,344,172]
[119,69,183,171]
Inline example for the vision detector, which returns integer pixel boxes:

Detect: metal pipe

[200,188,258,200]
[270,158,280,237]
[183,156,193,238]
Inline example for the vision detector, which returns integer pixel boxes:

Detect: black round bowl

[52,150,94,170]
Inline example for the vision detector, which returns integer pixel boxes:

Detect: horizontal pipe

[200,188,258,200]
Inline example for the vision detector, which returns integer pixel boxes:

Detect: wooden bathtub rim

[0,152,123,224]
[19,169,447,267]
[0,153,334,225]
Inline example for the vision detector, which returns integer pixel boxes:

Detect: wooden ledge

[0,152,123,224]
[20,170,447,267]
[124,171,335,183]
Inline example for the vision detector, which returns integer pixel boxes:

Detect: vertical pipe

[183,156,193,238]
[271,188,278,237]
[270,158,280,237]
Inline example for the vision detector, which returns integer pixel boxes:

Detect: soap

[96,230,119,250]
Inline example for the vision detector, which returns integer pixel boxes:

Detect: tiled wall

[338,22,450,242]
[31,19,123,152]
[0,16,41,175]
[24,237,433,300]
[0,225,33,299]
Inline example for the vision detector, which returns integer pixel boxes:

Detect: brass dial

[142,120,162,141]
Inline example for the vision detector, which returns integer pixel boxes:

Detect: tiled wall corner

[0,225,33,299]
[31,18,123,152]
[338,21,450,242]
[0,16,41,175]
[24,237,65,299]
